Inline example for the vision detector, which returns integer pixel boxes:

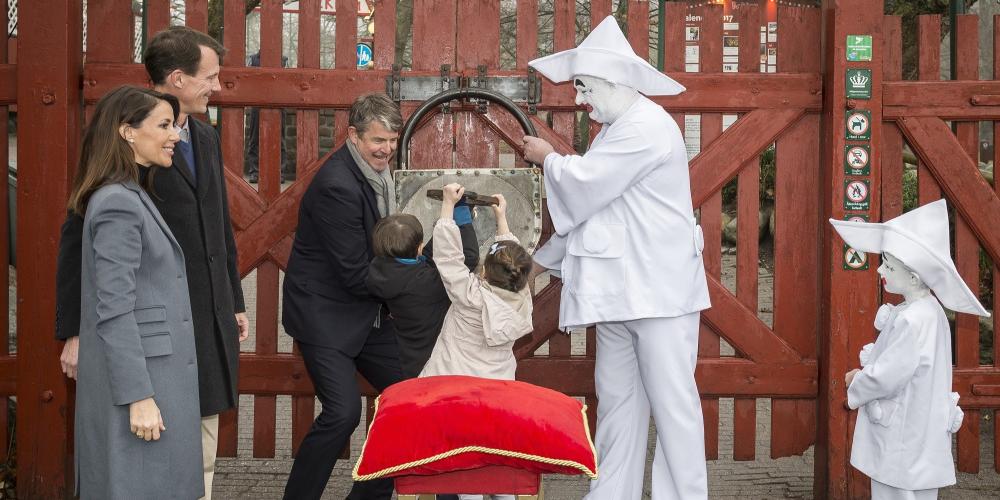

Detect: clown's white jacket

[848,297,963,490]
[533,95,710,329]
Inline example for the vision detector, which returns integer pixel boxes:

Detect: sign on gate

[357,42,373,69]
[846,69,872,99]
[845,110,871,141]
[846,35,873,61]
[844,145,871,175]
[843,179,871,211]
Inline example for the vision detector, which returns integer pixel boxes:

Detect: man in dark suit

[281,93,404,500]
[55,26,247,500]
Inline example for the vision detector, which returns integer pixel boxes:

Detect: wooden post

[16,1,84,497]
[817,1,884,498]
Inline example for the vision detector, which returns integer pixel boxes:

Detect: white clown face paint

[573,75,639,124]
[878,252,926,300]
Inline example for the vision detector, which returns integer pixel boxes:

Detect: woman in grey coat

[68,85,203,499]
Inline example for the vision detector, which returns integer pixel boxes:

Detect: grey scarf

[347,140,396,217]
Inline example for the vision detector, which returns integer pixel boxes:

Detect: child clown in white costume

[522,16,711,500]
[830,199,990,500]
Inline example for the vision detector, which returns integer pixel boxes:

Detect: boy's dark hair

[144,26,226,85]
[484,241,533,292]
[373,214,424,259]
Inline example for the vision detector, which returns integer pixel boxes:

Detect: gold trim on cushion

[352,397,599,481]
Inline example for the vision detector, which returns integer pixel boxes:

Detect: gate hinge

[386,65,542,114]
[386,64,459,112]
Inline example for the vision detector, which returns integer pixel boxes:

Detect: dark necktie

[176,138,197,184]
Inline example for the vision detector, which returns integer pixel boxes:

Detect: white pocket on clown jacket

[567,223,627,296]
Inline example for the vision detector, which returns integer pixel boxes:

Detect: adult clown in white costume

[521,16,711,500]
[831,199,990,500]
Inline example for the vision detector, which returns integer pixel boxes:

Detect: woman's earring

[128,137,135,143]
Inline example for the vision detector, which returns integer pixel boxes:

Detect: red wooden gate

[8,0,996,499]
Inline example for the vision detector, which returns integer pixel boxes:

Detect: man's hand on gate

[521,136,555,165]
[60,336,80,380]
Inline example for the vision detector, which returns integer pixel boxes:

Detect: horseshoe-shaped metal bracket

[398,87,538,170]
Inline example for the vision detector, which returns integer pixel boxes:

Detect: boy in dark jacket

[366,199,479,379]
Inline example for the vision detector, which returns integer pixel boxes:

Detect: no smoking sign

[843,179,870,211]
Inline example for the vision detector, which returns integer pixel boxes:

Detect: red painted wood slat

[515,0,538,69]
[954,14,981,473]
[917,15,943,205]
[146,0,171,39]
[455,0,500,169]
[626,0,649,61]
[818,3,882,497]
[186,0,209,31]
[87,0,134,63]
[16,1,83,496]
[552,0,574,52]
[732,0,763,462]
[216,1,246,463]
[881,16,904,309]
[81,63,823,111]
[881,16,904,222]
[409,0,456,170]
[372,0,396,71]
[771,4,822,460]
[588,1,609,32]
[993,14,1000,474]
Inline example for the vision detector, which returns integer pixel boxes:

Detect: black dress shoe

[247,172,258,183]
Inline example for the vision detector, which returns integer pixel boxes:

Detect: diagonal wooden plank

[234,151,331,273]
[896,116,1000,263]
[513,280,563,359]
[476,108,576,158]
[703,275,802,364]
[225,168,266,231]
[690,108,806,207]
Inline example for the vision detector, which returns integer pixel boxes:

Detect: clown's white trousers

[584,314,707,500]
[871,480,938,500]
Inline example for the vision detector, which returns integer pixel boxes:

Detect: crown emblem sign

[850,73,869,87]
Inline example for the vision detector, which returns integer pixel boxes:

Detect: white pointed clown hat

[528,16,685,96]
[829,199,990,317]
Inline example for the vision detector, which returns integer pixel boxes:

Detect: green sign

[847,35,873,61]
[843,179,870,211]
[845,110,871,141]
[846,68,872,99]
[843,244,869,270]
[844,145,871,176]
[841,215,869,271]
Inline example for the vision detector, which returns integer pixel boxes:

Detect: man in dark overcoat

[55,26,247,500]
[281,93,404,500]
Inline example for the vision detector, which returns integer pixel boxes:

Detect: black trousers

[283,322,403,500]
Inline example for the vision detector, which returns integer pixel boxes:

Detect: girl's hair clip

[488,242,502,255]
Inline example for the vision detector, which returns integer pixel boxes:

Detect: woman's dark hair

[483,241,533,292]
[143,26,226,85]
[67,85,180,215]
[372,214,424,258]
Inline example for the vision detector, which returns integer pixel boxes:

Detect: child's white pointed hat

[528,16,685,96]
[829,199,990,317]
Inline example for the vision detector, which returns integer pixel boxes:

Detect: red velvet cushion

[352,375,598,480]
